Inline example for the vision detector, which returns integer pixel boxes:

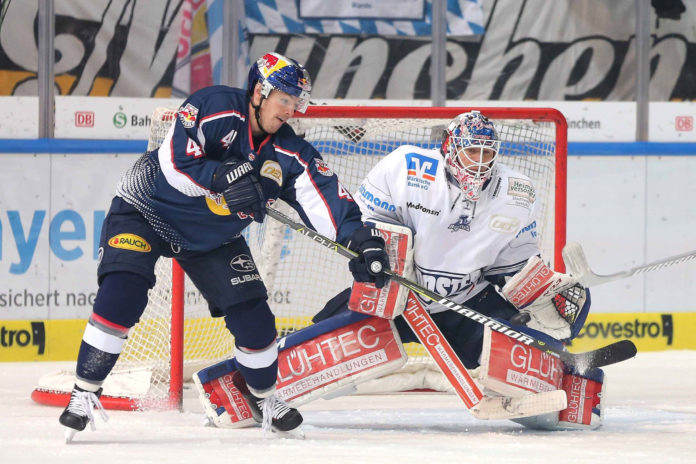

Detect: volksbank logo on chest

[406,153,438,190]
[358,184,396,212]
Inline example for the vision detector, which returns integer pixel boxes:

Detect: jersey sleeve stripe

[275,146,339,240]
[483,259,529,275]
[158,123,212,197]
[199,110,245,124]
[198,111,245,148]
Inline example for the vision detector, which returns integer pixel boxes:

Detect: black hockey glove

[346,226,390,288]
[212,159,266,223]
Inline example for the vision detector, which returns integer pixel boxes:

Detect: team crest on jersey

[178,103,199,128]
[261,160,283,186]
[315,159,334,176]
[448,215,471,232]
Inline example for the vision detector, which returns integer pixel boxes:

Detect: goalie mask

[247,52,312,113]
[441,111,501,201]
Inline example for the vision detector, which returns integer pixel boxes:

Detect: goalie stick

[266,206,637,371]
[563,241,696,287]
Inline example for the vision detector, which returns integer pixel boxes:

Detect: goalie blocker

[347,220,415,319]
[479,325,605,430]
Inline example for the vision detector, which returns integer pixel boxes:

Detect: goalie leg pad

[194,311,408,428]
[512,367,606,431]
[193,360,258,429]
[478,325,605,429]
[348,220,415,319]
[479,326,565,396]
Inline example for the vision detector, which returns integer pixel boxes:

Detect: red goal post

[31,105,567,411]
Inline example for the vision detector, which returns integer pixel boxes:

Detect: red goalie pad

[558,371,604,428]
[479,328,565,396]
[194,312,407,428]
[479,327,605,430]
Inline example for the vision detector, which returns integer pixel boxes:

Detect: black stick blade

[562,340,637,371]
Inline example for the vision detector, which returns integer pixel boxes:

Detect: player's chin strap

[250,95,269,135]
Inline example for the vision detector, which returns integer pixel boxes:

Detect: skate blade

[271,426,305,439]
[64,427,78,443]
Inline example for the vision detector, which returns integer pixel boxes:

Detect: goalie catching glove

[502,256,591,342]
[212,158,266,223]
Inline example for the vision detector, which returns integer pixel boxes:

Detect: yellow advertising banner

[0,319,85,361]
[2,312,695,361]
[568,312,696,352]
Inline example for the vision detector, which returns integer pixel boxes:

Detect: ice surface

[1,352,695,463]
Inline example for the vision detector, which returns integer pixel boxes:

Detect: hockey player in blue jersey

[58,52,390,440]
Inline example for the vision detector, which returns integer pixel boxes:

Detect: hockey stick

[266,206,636,371]
[563,241,696,287]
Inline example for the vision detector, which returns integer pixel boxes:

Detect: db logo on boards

[676,116,693,132]
[75,111,94,127]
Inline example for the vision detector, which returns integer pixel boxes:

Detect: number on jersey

[338,182,353,200]
[221,129,238,148]
[186,138,204,158]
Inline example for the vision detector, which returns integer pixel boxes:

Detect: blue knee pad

[224,298,278,392]
[93,271,151,329]
[223,297,276,349]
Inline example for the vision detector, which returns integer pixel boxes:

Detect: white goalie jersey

[355,145,541,314]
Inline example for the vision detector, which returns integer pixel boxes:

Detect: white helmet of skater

[441,111,501,201]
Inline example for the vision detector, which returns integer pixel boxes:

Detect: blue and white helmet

[441,111,501,201]
[247,52,312,113]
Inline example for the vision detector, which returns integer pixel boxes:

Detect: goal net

[32,106,567,410]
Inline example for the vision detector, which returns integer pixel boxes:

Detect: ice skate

[59,385,108,443]
[232,371,304,438]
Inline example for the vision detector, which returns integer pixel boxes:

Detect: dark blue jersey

[118,85,362,252]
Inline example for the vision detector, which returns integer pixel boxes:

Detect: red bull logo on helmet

[297,75,310,90]
[258,53,289,79]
